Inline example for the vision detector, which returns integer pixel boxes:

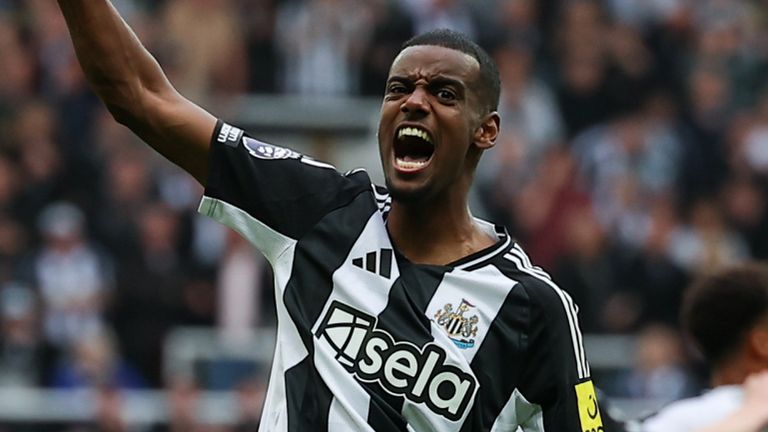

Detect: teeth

[395,158,428,170]
[398,127,432,144]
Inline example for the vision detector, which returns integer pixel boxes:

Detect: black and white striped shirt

[199,122,603,432]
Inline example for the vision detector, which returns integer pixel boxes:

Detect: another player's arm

[57,0,216,185]
[693,372,768,432]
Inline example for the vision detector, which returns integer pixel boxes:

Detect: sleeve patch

[243,137,302,160]
[217,123,244,147]
[575,380,604,432]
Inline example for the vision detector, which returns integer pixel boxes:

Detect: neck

[387,194,496,265]
[711,356,760,387]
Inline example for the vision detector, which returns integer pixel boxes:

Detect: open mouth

[394,126,435,171]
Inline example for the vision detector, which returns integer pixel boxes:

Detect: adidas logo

[352,249,393,279]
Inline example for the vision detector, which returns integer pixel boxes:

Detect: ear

[748,326,768,362]
[474,111,500,150]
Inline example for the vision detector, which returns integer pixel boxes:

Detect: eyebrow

[386,75,467,92]
[429,77,466,93]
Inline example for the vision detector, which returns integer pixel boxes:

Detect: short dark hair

[682,263,768,367]
[401,29,501,114]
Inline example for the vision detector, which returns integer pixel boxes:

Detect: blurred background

[0,0,766,429]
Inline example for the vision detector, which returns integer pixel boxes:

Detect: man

[57,1,602,430]
[642,263,768,431]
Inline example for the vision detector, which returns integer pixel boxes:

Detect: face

[377,45,498,202]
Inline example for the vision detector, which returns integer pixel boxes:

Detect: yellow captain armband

[575,380,604,432]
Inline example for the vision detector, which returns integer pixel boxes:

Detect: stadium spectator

[553,205,622,333]
[493,0,540,51]
[11,103,69,226]
[616,324,698,404]
[93,131,153,260]
[0,155,21,218]
[486,37,564,179]
[721,176,768,260]
[0,215,27,284]
[571,110,682,244]
[736,91,768,179]
[0,15,36,105]
[217,230,268,343]
[667,198,750,275]
[240,0,280,94]
[66,386,131,432]
[511,148,590,270]
[552,0,614,137]
[275,0,371,95]
[159,0,248,102]
[91,387,129,432]
[0,283,48,387]
[621,198,689,327]
[111,203,186,387]
[402,0,480,42]
[358,0,415,96]
[26,202,114,351]
[48,328,146,390]
[678,63,733,203]
[152,376,206,432]
[232,375,267,432]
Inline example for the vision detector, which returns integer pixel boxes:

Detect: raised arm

[57,0,217,185]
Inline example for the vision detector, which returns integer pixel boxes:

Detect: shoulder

[492,243,574,315]
[492,243,589,373]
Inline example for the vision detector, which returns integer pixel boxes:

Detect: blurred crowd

[0,0,767,428]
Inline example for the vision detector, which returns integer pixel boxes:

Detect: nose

[400,87,430,117]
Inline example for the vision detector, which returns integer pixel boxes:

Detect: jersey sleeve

[518,279,605,432]
[642,408,689,432]
[198,121,371,261]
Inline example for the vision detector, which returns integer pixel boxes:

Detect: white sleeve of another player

[642,387,744,432]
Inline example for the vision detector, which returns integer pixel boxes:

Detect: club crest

[434,299,479,350]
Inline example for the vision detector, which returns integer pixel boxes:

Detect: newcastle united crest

[434,299,479,350]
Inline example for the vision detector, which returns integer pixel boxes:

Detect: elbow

[101,86,178,138]
[92,80,141,126]
[87,73,151,126]
[104,100,154,137]
[104,98,158,137]
[104,102,138,127]
[99,83,158,131]
[86,62,177,132]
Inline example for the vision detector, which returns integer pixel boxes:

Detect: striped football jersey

[198,121,601,431]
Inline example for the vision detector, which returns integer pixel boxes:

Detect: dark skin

[57,0,215,184]
[57,1,499,266]
[379,46,500,264]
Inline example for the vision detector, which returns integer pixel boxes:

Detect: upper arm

[199,121,373,258]
[56,0,217,184]
[116,87,217,186]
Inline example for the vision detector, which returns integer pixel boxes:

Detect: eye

[436,88,456,102]
[386,83,408,95]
